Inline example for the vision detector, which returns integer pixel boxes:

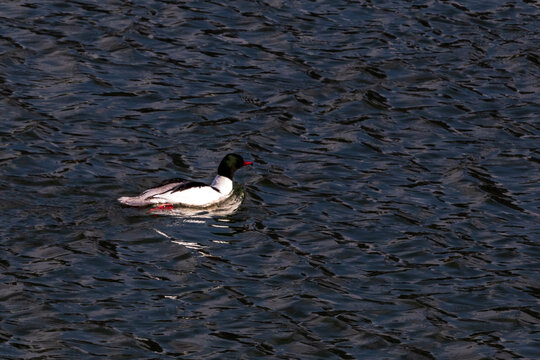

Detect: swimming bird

[118,153,252,207]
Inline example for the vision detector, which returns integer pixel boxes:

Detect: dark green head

[217,153,252,179]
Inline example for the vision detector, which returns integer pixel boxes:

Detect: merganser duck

[118,153,252,207]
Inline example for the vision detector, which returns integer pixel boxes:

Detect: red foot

[150,203,174,211]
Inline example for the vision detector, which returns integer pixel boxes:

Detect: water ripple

[1,0,539,359]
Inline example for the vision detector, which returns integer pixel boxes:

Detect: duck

[118,153,252,207]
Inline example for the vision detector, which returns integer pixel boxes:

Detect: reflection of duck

[150,187,245,218]
[118,153,252,207]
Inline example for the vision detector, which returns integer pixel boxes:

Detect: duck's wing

[168,180,208,193]
[118,178,206,207]
[139,178,190,197]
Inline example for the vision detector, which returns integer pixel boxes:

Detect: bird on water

[118,153,252,208]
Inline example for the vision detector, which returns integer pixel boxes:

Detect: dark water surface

[1,1,539,358]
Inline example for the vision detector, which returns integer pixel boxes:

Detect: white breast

[211,175,233,195]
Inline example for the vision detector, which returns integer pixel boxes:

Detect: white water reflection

[147,188,244,219]
[151,189,244,252]
[153,228,205,251]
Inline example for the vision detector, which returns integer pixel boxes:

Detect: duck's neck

[211,175,233,195]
